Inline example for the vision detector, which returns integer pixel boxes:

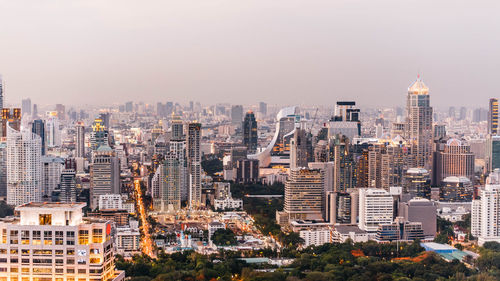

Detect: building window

[39,214,52,225]
[92,229,103,243]
[78,230,89,245]
[43,231,53,245]
[21,231,29,245]
[33,231,41,245]
[9,231,18,244]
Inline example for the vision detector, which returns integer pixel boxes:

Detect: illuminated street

[134,178,155,258]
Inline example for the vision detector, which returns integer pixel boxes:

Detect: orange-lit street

[134,178,155,258]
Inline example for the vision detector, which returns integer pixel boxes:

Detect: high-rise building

[55,103,66,120]
[459,106,467,121]
[440,176,473,202]
[434,124,446,140]
[0,76,3,114]
[76,121,85,158]
[0,202,125,281]
[152,153,182,212]
[405,76,433,169]
[21,98,31,116]
[231,105,243,125]
[259,102,267,116]
[489,98,499,135]
[0,142,6,197]
[7,125,42,206]
[187,123,202,208]
[41,155,64,198]
[398,198,437,239]
[472,169,500,245]
[243,111,258,153]
[90,118,109,151]
[46,113,61,148]
[332,135,355,192]
[404,168,431,199]
[486,135,500,172]
[1,108,21,138]
[283,168,324,223]
[234,159,259,184]
[59,168,77,203]
[125,101,133,113]
[432,138,475,185]
[31,119,46,155]
[290,128,312,169]
[328,101,361,140]
[449,106,456,119]
[32,103,38,119]
[358,188,394,232]
[169,116,188,201]
[90,146,120,208]
[99,112,111,129]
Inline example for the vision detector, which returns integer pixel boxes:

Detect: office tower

[472,169,500,245]
[486,135,500,172]
[387,140,409,187]
[55,103,65,120]
[187,123,202,208]
[489,98,499,135]
[46,114,61,147]
[31,119,46,155]
[332,135,354,192]
[328,101,361,140]
[326,191,357,224]
[283,168,324,222]
[170,115,187,201]
[358,188,394,232]
[1,108,21,138]
[231,105,243,125]
[21,98,31,116]
[234,159,259,183]
[99,112,111,129]
[156,102,164,117]
[90,146,120,208]
[367,144,391,190]
[404,168,431,199]
[125,101,133,112]
[440,176,473,202]
[251,106,299,167]
[290,128,312,169]
[449,106,456,119]
[259,102,267,116]
[90,117,109,151]
[0,202,125,281]
[459,106,467,121]
[405,76,433,169]
[59,168,77,203]
[76,121,85,158]
[243,111,258,153]
[434,124,446,140]
[153,153,182,212]
[398,198,437,239]
[432,138,475,185]
[0,142,6,197]
[6,125,42,206]
[166,101,174,116]
[32,103,38,118]
[41,156,64,198]
[390,122,405,139]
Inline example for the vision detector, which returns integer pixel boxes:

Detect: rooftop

[16,202,86,210]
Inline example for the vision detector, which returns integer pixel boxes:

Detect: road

[134,178,155,258]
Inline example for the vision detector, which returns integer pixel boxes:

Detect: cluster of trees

[201,155,223,176]
[211,229,237,246]
[0,201,14,218]
[117,240,500,281]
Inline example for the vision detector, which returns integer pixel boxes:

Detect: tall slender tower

[75,121,85,158]
[0,76,3,114]
[243,111,258,153]
[489,98,499,135]
[7,125,42,206]
[405,76,433,169]
[187,122,201,208]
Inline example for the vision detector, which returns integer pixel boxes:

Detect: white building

[472,169,500,245]
[46,115,61,148]
[208,221,225,241]
[7,125,42,206]
[299,228,331,247]
[214,198,243,211]
[98,194,123,210]
[0,202,125,281]
[358,188,394,232]
[115,227,140,256]
[331,225,369,243]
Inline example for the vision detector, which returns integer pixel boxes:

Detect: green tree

[211,229,237,246]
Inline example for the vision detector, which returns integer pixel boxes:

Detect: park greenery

[211,229,237,246]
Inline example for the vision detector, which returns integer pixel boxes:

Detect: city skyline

[1,1,500,107]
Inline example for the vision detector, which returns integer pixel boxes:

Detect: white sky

[1,0,499,108]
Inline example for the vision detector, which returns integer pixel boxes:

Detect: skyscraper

[59,168,77,203]
[0,142,6,197]
[283,168,325,223]
[231,105,243,125]
[0,76,3,114]
[7,125,42,206]
[187,123,202,208]
[76,121,85,158]
[472,169,500,245]
[358,188,394,232]
[90,117,109,151]
[328,101,361,140]
[259,102,267,116]
[404,168,431,199]
[243,111,258,153]
[46,113,61,148]
[432,138,475,185]
[332,135,355,192]
[1,108,21,138]
[55,103,66,120]
[170,115,188,201]
[90,146,120,208]
[405,76,433,169]
[21,98,31,116]
[153,153,182,212]
[290,128,312,169]
[489,98,499,135]
[31,119,46,155]
[41,155,64,198]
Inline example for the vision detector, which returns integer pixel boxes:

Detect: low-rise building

[214,198,243,210]
[299,228,331,247]
[331,225,369,243]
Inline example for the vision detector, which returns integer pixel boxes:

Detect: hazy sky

[1,0,499,108]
